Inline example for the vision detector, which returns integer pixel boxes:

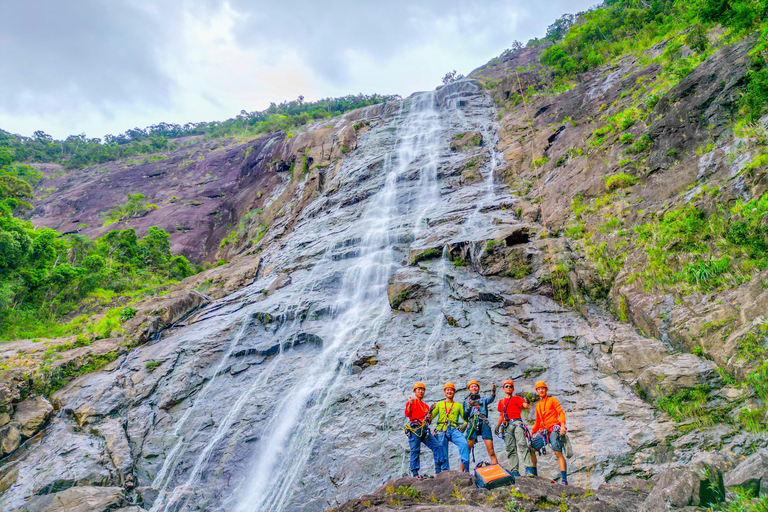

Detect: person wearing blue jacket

[463,380,497,464]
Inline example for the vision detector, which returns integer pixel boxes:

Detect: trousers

[408,427,445,475]
[436,426,469,472]
[504,420,533,474]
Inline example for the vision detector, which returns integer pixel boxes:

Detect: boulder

[13,485,125,512]
[399,299,422,313]
[724,450,768,497]
[610,335,667,381]
[387,268,429,310]
[637,353,723,400]
[0,424,21,456]
[13,396,54,438]
[640,463,724,511]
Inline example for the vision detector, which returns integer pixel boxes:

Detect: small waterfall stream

[231,90,447,512]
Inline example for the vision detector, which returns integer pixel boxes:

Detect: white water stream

[230,91,446,512]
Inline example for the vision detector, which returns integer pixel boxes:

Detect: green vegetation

[101,193,158,225]
[146,360,163,372]
[505,254,532,279]
[394,486,421,498]
[545,264,571,304]
[536,0,768,132]
[604,172,638,190]
[41,350,122,395]
[0,174,196,340]
[541,0,685,77]
[0,94,394,170]
[627,134,652,154]
[711,488,768,511]
[626,194,768,293]
[410,247,443,265]
[656,385,715,426]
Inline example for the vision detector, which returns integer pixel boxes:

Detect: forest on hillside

[0,93,394,170]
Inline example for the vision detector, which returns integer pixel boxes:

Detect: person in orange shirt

[530,381,568,485]
[404,382,445,477]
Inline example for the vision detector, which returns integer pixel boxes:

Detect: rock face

[15,485,126,512]
[636,353,723,400]
[2,28,768,512]
[28,134,285,263]
[0,80,685,512]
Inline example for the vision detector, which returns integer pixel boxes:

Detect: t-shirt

[532,396,566,433]
[497,396,526,421]
[405,399,430,423]
[431,400,465,431]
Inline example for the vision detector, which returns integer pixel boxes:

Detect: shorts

[545,429,564,452]
[467,420,493,441]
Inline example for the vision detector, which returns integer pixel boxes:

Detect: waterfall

[231,90,445,512]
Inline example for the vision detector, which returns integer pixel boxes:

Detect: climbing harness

[435,399,457,431]
[404,420,429,438]
[404,398,431,438]
[465,414,491,440]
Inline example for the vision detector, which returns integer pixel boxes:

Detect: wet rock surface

[14,485,126,512]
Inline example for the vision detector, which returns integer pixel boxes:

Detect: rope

[404,421,428,438]
[515,69,594,488]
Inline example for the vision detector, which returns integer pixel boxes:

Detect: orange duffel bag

[473,462,515,489]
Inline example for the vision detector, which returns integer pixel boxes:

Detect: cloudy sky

[0,0,596,140]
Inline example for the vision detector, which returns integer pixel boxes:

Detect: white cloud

[0,0,595,139]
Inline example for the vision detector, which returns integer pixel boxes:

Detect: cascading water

[231,90,446,512]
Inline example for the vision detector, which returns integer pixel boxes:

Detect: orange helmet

[503,379,515,387]
[535,381,548,390]
[413,382,426,390]
[467,380,480,388]
[444,382,456,390]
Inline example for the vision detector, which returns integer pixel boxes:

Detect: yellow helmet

[444,382,456,390]
[413,382,426,390]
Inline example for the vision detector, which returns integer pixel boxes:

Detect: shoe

[525,467,535,477]
[511,471,521,478]
[561,481,568,486]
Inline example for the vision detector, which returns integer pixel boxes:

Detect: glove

[458,424,467,433]
[494,425,501,436]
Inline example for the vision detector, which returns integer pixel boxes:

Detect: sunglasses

[503,385,514,389]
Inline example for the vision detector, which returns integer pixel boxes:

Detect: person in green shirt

[430,382,470,472]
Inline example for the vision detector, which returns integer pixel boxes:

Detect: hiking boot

[525,467,535,477]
